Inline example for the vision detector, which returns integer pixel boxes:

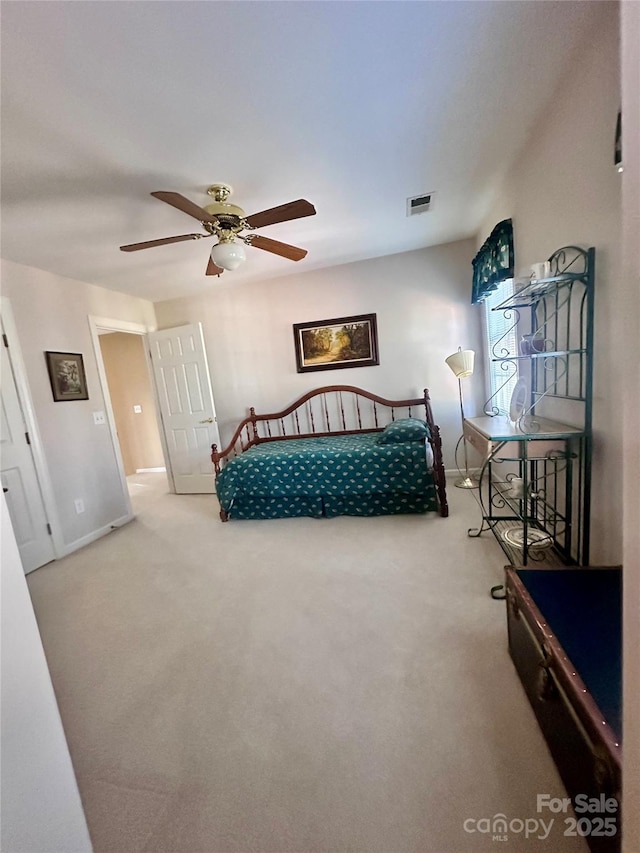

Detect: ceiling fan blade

[120,234,204,252]
[206,258,225,276]
[151,191,217,223]
[249,235,308,261]
[244,199,316,229]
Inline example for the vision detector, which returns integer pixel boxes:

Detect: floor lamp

[445,348,479,489]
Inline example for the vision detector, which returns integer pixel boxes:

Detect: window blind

[484,278,518,415]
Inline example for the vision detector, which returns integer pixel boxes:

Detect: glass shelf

[494,272,585,310]
[491,348,586,362]
[530,391,586,402]
[491,520,567,568]
[465,415,585,441]
[493,450,578,463]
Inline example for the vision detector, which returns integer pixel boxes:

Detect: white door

[148,323,221,494]
[0,332,55,573]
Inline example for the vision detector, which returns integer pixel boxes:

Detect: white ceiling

[1,1,602,302]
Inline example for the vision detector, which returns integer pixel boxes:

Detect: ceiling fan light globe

[210,240,246,271]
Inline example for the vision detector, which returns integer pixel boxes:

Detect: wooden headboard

[211,385,448,516]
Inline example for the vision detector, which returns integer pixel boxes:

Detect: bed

[211,385,448,521]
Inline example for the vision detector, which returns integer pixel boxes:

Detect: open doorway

[97,330,168,499]
[88,317,173,510]
[90,317,220,505]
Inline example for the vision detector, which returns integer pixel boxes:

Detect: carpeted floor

[27,474,586,852]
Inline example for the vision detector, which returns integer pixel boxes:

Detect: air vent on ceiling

[407,191,435,216]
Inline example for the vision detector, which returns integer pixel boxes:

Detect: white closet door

[0,332,55,572]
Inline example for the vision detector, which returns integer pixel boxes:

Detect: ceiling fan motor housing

[205,183,246,222]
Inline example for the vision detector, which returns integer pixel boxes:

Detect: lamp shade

[211,240,247,271]
[445,349,475,378]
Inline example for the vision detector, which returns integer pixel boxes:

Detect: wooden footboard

[211,385,448,517]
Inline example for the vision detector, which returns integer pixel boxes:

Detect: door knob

[199,417,214,424]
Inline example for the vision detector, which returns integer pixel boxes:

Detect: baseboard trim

[135,467,166,473]
[445,467,482,477]
[58,513,134,558]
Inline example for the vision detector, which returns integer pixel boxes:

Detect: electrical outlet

[74,498,85,514]
[133,405,142,414]
[93,411,106,425]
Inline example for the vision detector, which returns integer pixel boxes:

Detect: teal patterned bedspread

[216,433,433,513]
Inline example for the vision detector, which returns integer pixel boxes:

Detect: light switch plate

[93,411,106,425]
[133,405,142,414]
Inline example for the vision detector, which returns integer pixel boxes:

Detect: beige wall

[1,495,92,852]
[477,4,622,563]
[620,2,640,850]
[155,239,484,470]
[99,333,164,476]
[0,258,157,549]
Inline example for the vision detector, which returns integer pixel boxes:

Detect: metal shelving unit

[468,246,594,572]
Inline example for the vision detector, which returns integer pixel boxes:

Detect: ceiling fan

[120,184,316,276]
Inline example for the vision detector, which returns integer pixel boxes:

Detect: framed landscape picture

[293,313,379,373]
[45,351,89,401]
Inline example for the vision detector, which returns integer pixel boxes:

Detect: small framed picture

[45,351,89,401]
[293,313,379,373]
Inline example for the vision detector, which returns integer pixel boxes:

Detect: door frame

[0,297,64,558]
[87,316,176,509]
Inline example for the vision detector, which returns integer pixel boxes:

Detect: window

[484,278,518,416]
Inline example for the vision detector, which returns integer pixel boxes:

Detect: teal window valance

[471,219,514,304]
